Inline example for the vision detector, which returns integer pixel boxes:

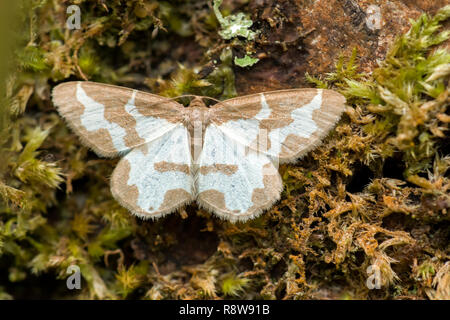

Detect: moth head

[188,96,208,109]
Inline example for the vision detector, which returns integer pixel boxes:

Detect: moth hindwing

[52,82,346,222]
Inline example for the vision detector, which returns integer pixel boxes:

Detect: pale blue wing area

[196,124,282,222]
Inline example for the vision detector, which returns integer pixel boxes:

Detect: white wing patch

[214,93,272,148]
[123,90,177,144]
[266,90,322,156]
[77,83,129,151]
[196,124,282,222]
[111,125,193,218]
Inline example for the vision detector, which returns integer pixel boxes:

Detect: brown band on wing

[134,91,183,124]
[247,163,283,214]
[199,164,238,176]
[111,158,140,213]
[198,189,227,212]
[210,102,263,125]
[279,133,318,159]
[259,90,318,131]
[158,189,192,211]
[154,161,190,174]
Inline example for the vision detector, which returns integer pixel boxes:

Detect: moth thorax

[186,107,209,140]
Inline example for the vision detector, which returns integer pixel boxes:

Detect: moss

[0,1,449,300]
[221,273,250,297]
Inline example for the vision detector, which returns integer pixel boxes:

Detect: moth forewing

[210,88,346,164]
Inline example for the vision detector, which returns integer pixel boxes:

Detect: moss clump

[0,1,449,300]
[221,273,250,297]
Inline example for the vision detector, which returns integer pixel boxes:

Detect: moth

[52,81,346,222]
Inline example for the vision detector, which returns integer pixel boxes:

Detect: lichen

[213,0,257,41]
[234,55,260,68]
[212,0,259,68]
